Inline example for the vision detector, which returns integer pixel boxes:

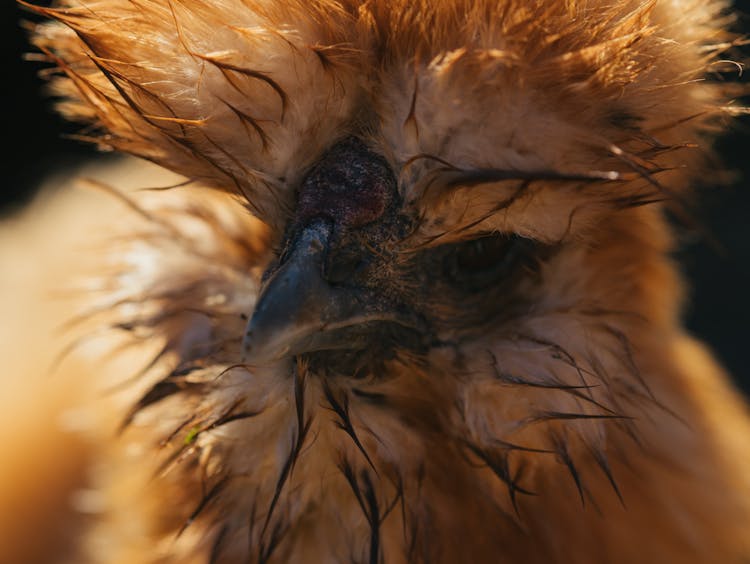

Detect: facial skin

[243,137,551,376]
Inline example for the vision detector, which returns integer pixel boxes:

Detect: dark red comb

[295,137,397,230]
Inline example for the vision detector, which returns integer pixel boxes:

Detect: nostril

[323,247,369,285]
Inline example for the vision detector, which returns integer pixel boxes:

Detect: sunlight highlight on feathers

[2,1,749,562]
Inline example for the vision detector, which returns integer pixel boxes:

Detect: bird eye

[443,234,537,291]
[455,235,514,271]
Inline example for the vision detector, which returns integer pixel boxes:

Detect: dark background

[3,2,749,393]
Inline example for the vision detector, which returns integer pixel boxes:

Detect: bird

[2,0,750,562]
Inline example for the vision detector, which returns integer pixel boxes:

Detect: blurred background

[2,1,749,393]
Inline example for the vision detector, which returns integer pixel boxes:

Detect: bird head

[24,1,748,560]
[27,0,740,475]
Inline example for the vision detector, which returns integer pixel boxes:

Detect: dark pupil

[444,234,532,291]
[455,235,514,271]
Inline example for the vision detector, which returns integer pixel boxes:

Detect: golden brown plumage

[2,0,749,562]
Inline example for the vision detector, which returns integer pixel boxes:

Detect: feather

[2,1,750,562]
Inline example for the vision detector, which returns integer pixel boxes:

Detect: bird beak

[242,220,401,365]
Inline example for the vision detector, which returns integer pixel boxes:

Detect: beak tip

[241,327,262,365]
[242,323,293,366]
